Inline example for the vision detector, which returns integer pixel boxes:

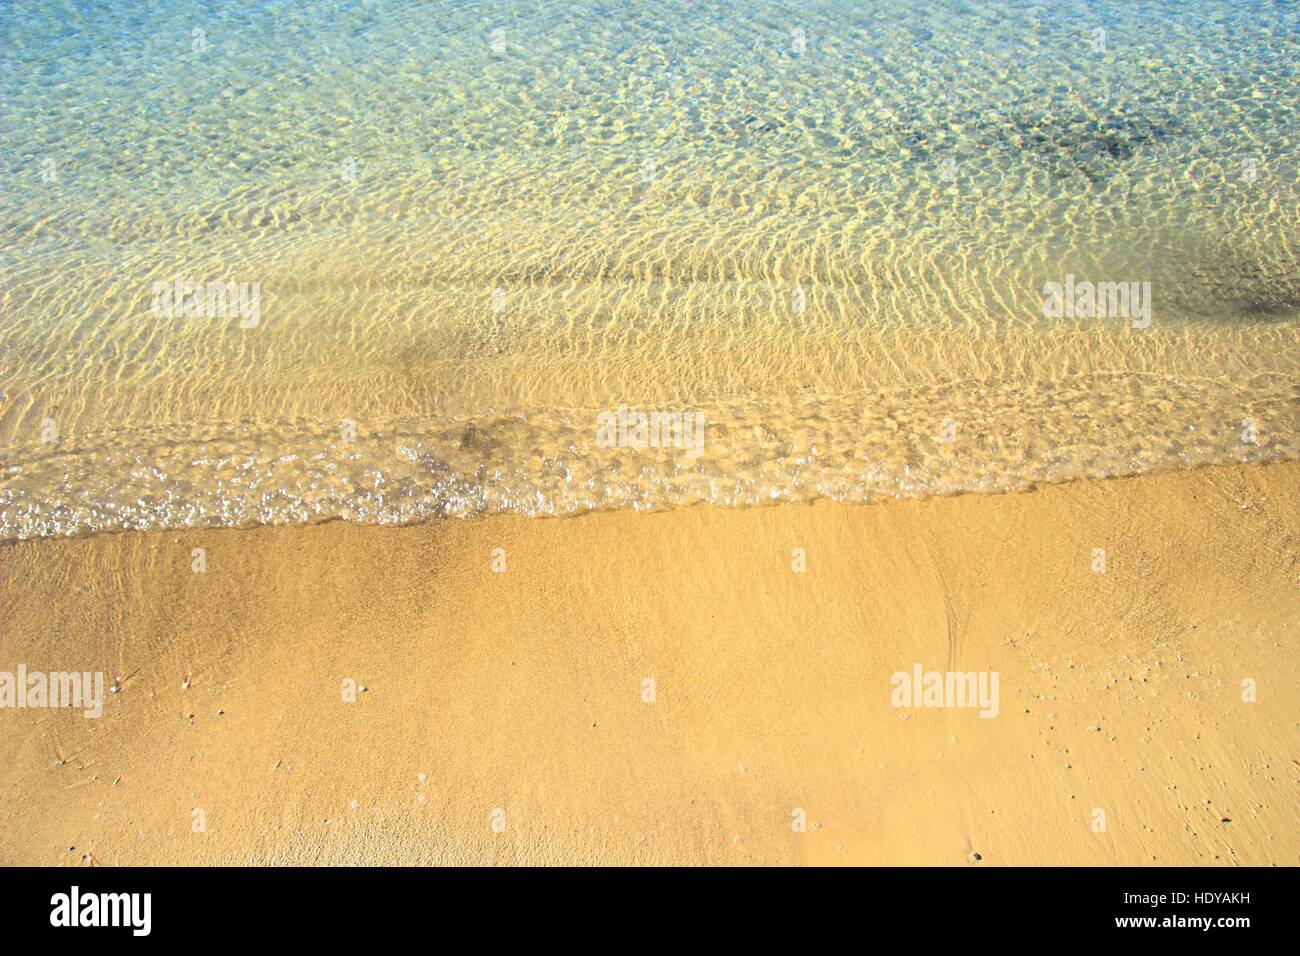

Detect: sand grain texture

[1,461,1297,865]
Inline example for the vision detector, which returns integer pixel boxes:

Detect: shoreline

[1,460,1297,865]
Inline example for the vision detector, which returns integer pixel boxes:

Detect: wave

[3,373,1295,541]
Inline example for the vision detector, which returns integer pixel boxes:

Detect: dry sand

[1,460,1296,866]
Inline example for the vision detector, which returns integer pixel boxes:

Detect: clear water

[1,0,1297,539]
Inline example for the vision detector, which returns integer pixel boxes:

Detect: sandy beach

[1,459,1295,866]
[3,0,1299,903]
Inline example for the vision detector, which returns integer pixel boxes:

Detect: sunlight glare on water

[1,0,1297,538]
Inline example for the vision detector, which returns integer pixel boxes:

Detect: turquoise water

[1,0,1297,538]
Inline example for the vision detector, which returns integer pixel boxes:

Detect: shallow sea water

[1,0,1297,538]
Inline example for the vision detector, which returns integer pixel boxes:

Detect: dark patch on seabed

[1184,252,1300,323]
[844,104,1189,186]
[995,110,1188,184]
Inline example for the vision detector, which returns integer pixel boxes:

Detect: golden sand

[1,460,1296,866]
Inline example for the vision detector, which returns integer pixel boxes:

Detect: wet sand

[1,460,1296,865]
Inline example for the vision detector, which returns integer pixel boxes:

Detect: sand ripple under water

[1,0,1297,538]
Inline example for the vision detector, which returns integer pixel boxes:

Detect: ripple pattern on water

[1,0,1297,538]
